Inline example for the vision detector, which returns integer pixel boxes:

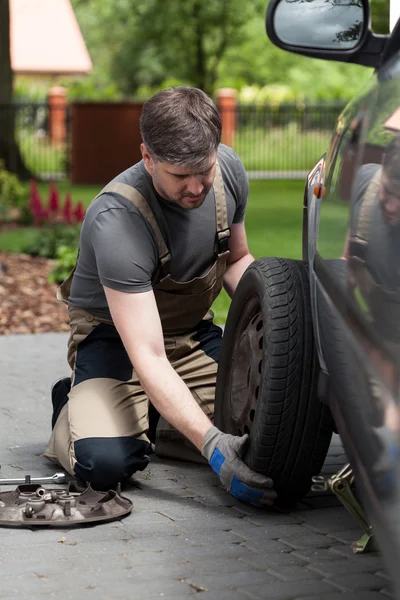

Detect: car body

[266,0,400,595]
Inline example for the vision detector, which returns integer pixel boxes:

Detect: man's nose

[186,176,204,196]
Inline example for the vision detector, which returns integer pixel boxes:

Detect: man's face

[380,173,400,226]
[141,145,216,210]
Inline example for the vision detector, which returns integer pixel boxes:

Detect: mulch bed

[0,252,69,335]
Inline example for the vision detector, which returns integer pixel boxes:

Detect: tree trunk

[0,0,31,180]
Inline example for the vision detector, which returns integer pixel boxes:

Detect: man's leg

[44,311,150,490]
[155,320,223,462]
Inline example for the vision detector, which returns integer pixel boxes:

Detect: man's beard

[153,171,210,209]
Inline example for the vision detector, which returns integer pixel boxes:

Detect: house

[10,0,92,79]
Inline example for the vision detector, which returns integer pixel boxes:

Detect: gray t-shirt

[69,144,249,318]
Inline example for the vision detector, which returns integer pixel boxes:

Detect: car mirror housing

[266,0,389,69]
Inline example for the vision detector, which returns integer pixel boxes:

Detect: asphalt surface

[0,332,395,599]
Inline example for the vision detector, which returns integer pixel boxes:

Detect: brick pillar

[48,86,67,145]
[217,88,237,147]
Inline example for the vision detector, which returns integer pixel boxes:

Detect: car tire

[214,257,334,501]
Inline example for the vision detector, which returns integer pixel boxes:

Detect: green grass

[235,124,333,171]
[18,130,67,175]
[0,179,349,323]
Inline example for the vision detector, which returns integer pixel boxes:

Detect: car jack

[312,463,375,553]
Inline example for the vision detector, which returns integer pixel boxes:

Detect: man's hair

[383,133,400,183]
[140,86,222,167]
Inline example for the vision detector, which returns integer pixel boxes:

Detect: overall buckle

[216,229,230,255]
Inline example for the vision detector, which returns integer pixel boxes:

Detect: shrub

[0,160,27,222]
[48,244,78,284]
[23,223,81,259]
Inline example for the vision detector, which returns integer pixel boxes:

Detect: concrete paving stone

[172,556,262,576]
[185,569,281,590]
[308,558,386,578]
[300,507,359,531]
[229,522,311,541]
[266,565,324,582]
[279,532,337,550]
[296,593,387,600]
[188,590,256,600]
[296,496,343,510]
[329,572,389,592]
[239,551,309,571]
[291,547,357,563]
[245,511,306,526]
[135,503,241,522]
[240,579,338,599]
[239,537,297,554]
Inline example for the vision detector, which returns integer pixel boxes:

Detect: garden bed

[0,252,69,335]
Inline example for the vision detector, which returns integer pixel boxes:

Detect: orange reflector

[314,184,326,198]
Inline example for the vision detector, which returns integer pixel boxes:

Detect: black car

[214,1,400,595]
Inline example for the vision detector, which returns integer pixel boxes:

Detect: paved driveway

[0,333,394,599]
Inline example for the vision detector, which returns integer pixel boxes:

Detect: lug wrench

[0,472,67,485]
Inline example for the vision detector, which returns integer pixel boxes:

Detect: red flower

[62,192,73,224]
[48,182,60,216]
[73,201,85,222]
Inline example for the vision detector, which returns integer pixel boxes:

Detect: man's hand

[201,426,277,506]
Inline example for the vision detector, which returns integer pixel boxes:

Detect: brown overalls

[44,164,230,485]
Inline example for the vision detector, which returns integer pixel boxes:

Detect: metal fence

[0,102,345,181]
[0,102,69,181]
[233,102,346,179]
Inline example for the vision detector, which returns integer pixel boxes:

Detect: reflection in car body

[266,0,400,595]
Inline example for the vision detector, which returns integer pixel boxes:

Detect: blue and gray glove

[201,426,277,506]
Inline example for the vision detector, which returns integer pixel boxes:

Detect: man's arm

[104,283,276,506]
[223,221,254,298]
[104,285,212,450]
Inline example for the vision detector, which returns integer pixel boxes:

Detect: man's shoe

[51,376,71,429]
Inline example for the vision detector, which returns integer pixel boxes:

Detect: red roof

[10,0,92,75]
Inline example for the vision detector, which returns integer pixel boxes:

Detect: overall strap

[99,182,171,276]
[213,161,230,256]
[350,168,381,262]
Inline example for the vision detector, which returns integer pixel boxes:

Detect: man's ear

[141,144,154,175]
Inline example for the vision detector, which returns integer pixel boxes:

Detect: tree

[0,0,30,178]
[111,0,265,96]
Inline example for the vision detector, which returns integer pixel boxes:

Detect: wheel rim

[229,298,264,436]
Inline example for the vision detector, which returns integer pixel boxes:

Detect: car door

[311,25,400,573]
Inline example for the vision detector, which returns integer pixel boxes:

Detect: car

[213,0,400,595]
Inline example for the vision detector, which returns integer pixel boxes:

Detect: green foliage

[48,245,78,284]
[23,224,81,259]
[63,73,121,101]
[370,0,390,33]
[0,160,26,221]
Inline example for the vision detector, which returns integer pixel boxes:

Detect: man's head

[380,134,400,226]
[140,87,221,210]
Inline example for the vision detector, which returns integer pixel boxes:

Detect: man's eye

[174,174,187,179]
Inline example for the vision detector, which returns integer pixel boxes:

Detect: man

[44,86,276,507]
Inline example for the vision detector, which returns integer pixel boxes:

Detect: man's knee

[74,437,150,490]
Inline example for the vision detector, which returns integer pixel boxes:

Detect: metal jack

[312,463,375,553]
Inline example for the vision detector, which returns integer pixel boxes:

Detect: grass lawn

[0,179,349,323]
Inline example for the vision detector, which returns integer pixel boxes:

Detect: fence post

[217,88,237,147]
[48,86,67,145]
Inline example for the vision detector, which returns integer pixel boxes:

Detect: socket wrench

[0,472,67,485]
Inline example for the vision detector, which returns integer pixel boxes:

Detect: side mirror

[266,0,387,68]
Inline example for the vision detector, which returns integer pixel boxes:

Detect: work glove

[201,426,277,507]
